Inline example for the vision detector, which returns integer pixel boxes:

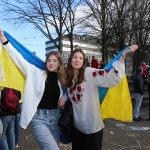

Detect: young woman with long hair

[0,29,66,150]
[65,46,138,150]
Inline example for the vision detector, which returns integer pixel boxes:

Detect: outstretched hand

[0,28,4,38]
[119,44,138,63]
[0,28,7,43]
[123,44,138,56]
[130,44,138,53]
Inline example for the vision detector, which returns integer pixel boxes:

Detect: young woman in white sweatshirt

[65,45,138,150]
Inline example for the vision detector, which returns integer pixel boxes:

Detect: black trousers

[72,127,103,150]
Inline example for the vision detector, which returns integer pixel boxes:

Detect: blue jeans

[133,93,143,118]
[31,109,61,150]
[0,115,15,150]
[15,113,21,145]
[0,118,3,135]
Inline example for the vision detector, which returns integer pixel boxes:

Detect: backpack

[2,88,19,111]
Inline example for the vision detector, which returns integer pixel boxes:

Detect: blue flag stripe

[99,47,129,103]
[4,31,45,70]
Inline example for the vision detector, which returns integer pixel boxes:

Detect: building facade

[45,34,102,65]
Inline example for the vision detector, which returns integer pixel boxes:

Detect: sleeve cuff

[112,61,125,77]
[3,40,9,45]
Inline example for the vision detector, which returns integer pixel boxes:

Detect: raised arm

[0,29,32,76]
[118,44,138,63]
[85,44,138,87]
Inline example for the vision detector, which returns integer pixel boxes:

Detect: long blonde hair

[45,51,66,87]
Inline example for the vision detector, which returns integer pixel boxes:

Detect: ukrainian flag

[0,31,132,121]
[0,42,25,93]
[99,48,132,122]
[0,31,45,94]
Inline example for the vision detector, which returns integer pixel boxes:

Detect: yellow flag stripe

[101,75,132,122]
[0,46,25,97]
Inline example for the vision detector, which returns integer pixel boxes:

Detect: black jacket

[133,74,144,95]
[148,76,150,93]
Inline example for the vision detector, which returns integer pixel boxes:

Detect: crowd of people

[0,28,139,150]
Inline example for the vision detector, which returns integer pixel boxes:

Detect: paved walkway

[17,103,150,150]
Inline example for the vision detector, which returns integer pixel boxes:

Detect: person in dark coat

[147,66,150,120]
[148,67,150,92]
[133,67,144,121]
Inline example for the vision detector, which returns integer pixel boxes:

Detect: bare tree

[1,0,149,63]
[83,0,113,63]
[63,0,87,51]
[130,0,150,64]
[108,0,134,50]
[0,0,82,53]
[83,0,150,60]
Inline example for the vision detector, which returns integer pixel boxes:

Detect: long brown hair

[66,48,86,87]
[45,51,66,87]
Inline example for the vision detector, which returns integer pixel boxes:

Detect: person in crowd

[147,66,150,120]
[139,61,148,82]
[0,29,66,150]
[63,44,138,150]
[14,102,22,148]
[148,66,150,88]
[133,66,144,121]
[0,87,21,150]
[91,56,99,68]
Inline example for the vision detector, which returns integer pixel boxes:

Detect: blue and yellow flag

[0,31,132,121]
[100,76,132,121]
[99,48,132,122]
[0,31,45,94]
[0,43,25,93]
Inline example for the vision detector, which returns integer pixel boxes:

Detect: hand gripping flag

[0,31,132,121]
